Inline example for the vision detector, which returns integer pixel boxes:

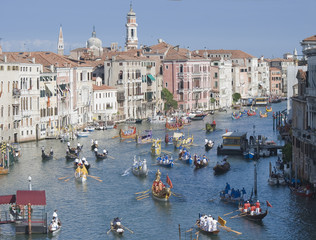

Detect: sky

[1,0,315,59]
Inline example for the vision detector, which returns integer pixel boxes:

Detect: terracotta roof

[302,35,316,42]
[93,84,116,91]
[194,49,255,59]
[267,58,294,62]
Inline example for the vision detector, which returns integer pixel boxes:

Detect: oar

[219,225,242,235]
[185,228,193,232]
[64,176,74,182]
[136,193,149,199]
[106,228,112,234]
[112,135,119,139]
[135,189,150,195]
[224,209,240,216]
[137,195,150,201]
[58,175,70,180]
[121,224,134,234]
[230,212,246,219]
[108,156,115,159]
[171,192,182,198]
[88,175,103,182]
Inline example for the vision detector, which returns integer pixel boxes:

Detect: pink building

[269,67,282,96]
[163,47,212,111]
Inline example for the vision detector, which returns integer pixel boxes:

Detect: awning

[16,190,46,206]
[0,195,16,205]
[45,83,55,94]
[147,74,155,81]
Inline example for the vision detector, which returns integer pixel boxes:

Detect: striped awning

[0,195,16,205]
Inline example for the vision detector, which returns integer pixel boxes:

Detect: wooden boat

[156,155,174,168]
[65,152,78,161]
[148,115,167,123]
[119,126,136,139]
[171,132,184,147]
[180,116,191,125]
[84,126,95,132]
[196,214,220,235]
[68,144,83,154]
[175,134,194,149]
[94,149,108,160]
[238,209,268,221]
[135,119,143,124]
[205,139,214,151]
[151,139,161,156]
[48,219,62,235]
[247,110,256,116]
[289,186,314,197]
[110,218,124,235]
[220,191,244,204]
[41,149,53,161]
[259,111,268,118]
[189,111,207,121]
[75,165,88,183]
[205,121,216,132]
[136,130,152,144]
[266,106,272,112]
[194,155,209,169]
[151,170,172,201]
[213,157,230,174]
[165,133,174,145]
[179,148,193,164]
[125,118,137,124]
[91,140,98,150]
[132,157,148,177]
[0,166,9,175]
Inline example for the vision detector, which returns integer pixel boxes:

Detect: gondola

[95,150,108,160]
[65,152,78,161]
[41,148,53,161]
[213,157,230,174]
[91,140,98,150]
[259,111,268,118]
[247,110,256,116]
[232,112,242,120]
[110,218,124,235]
[165,119,183,131]
[75,165,88,183]
[178,148,193,164]
[67,143,83,154]
[151,169,172,201]
[193,155,209,169]
[132,157,148,177]
[266,106,272,112]
[196,214,220,235]
[289,186,314,197]
[205,139,214,151]
[136,130,153,144]
[48,218,62,235]
[238,209,268,221]
[156,156,174,168]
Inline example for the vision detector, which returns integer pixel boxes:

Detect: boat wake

[121,168,131,176]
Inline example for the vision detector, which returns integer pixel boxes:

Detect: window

[165,65,168,70]
[180,64,183,73]
[214,73,218,78]
[165,82,168,87]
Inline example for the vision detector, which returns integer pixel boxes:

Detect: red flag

[166,175,173,189]
[266,200,272,208]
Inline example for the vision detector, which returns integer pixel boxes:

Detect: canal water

[1,101,316,240]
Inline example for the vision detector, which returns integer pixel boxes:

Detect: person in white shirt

[211,219,218,231]
[53,210,58,221]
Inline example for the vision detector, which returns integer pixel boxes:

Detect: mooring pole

[28,176,32,190]
[28,203,32,234]
[254,162,257,196]
[179,224,181,240]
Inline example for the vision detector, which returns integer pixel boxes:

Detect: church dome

[86,27,102,49]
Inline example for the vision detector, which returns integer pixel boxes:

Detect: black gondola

[213,157,230,174]
[42,148,53,161]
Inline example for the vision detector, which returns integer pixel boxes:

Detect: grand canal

[1,101,316,240]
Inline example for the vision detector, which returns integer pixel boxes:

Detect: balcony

[128,94,144,101]
[13,88,21,97]
[177,72,184,78]
[117,80,123,85]
[192,86,202,92]
[13,115,21,121]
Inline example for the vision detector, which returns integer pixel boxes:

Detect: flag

[166,175,173,189]
[266,200,273,208]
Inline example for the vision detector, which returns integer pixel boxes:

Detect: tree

[282,143,292,163]
[161,88,178,111]
[232,93,241,103]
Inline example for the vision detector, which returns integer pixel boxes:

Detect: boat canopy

[222,132,247,138]
[16,190,46,206]
[0,194,16,205]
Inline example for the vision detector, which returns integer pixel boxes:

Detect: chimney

[186,50,191,59]
[4,55,7,63]
[50,65,54,72]
[32,57,35,63]
[0,45,2,54]
[158,39,163,43]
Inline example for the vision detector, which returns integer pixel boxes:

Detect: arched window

[119,70,123,80]
[180,64,183,73]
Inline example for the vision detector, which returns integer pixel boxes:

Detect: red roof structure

[16,190,46,206]
[0,195,16,205]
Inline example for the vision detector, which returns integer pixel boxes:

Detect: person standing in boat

[255,200,261,214]
[50,147,53,156]
[211,218,218,231]
[250,205,256,216]
[53,209,58,221]
[241,187,247,201]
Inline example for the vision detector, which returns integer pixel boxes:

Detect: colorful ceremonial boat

[136,130,153,144]
[119,126,137,139]
[151,169,172,201]
[259,111,268,118]
[151,139,161,156]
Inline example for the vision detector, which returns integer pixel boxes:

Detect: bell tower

[125,3,138,50]
[57,25,64,56]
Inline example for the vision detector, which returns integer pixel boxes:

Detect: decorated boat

[151,139,161,156]
[0,166,9,175]
[119,126,137,139]
[243,148,255,159]
[136,130,153,144]
[151,169,172,201]
[156,155,174,168]
[165,120,183,131]
[220,191,244,204]
[266,106,272,112]
[180,116,191,125]
[132,156,148,177]
[196,214,220,235]
[205,120,216,132]
[74,157,90,170]
[83,126,95,132]
[179,148,193,164]
[213,156,230,174]
[189,111,207,121]
[205,139,214,151]
[165,133,174,145]
[193,154,209,169]
[110,217,124,235]
[75,165,88,183]
[175,134,194,149]
[238,209,268,221]
[259,111,268,118]
[48,218,62,235]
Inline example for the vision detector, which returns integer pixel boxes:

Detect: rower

[50,147,53,155]
[94,148,98,153]
[103,149,108,155]
[255,200,261,214]
[243,201,249,213]
[211,218,218,231]
[75,158,79,166]
[250,205,256,215]
[53,209,58,221]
